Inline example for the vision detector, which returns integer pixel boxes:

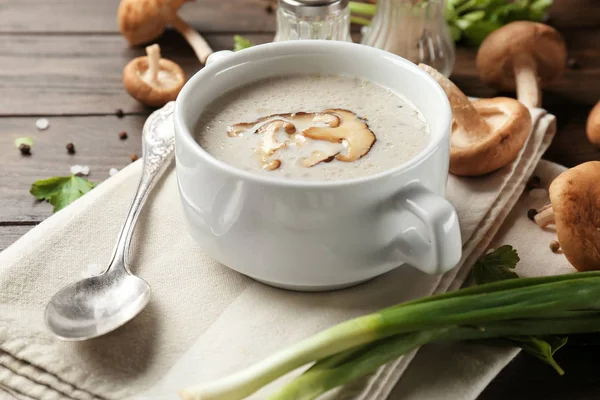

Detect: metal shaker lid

[279,0,349,18]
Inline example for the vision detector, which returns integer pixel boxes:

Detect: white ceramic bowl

[174,40,461,291]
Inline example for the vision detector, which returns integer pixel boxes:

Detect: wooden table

[0,1,598,398]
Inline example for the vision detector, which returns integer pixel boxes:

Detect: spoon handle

[108,101,176,273]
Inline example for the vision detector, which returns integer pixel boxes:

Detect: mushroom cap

[549,161,600,271]
[117,0,188,45]
[476,21,567,91]
[586,101,600,146]
[450,97,532,176]
[122,56,185,107]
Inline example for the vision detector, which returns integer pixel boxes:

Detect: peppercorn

[116,108,125,118]
[527,208,538,221]
[119,131,128,140]
[131,153,139,162]
[66,142,75,154]
[265,3,274,13]
[19,143,31,156]
[567,57,581,70]
[526,175,542,190]
[549,240,561,253]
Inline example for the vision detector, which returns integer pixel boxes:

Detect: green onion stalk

[349,2,376,26]
[179,272,600,400]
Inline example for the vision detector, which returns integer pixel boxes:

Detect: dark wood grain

[0,225,34,251]
[482,337,600,400]
[0,32,273,116]
[0,0,594,34]
[0,0,276,33]
[0,116,145,222]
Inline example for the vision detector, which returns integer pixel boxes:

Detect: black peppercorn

[19,143,31,156]
[116,108,125,118]
[119,131,128,140]
[66,142,75,154]
[527,208,538,221]
[567,57,581,70]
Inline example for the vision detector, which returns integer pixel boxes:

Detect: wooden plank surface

[1,0,597,34]
[0,32,274,115]
[0,225,34,251]
[0,0,276,33]
[0,116,145,222]
[1,28,597,116]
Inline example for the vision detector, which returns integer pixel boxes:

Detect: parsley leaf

[444,0,554,45]
[233,35,254,51]
[471,245,520,284]
[15,137,33,148]
[471,245,567,375]
[504,335,568,375]
[30,175,96,213]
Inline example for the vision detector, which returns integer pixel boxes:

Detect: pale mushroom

[476,21,567,108]
[303,109,375,162]
[123,44,185,107]
[227,110,376,169]
[419,64,532,177]
[533,161,600,271]
[586,101,600,146]
[118,0,213,63]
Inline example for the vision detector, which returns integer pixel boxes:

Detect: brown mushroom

[118,0,213,63]
[586,101,600,146]
[419,63,532,177]
[533,161,600,271]
[476,21,567,108]
[123,44,185,107]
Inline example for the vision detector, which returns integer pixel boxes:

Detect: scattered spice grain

[19,144,31,156]
[66,143,75,154]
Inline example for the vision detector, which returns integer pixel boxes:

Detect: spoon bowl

[45,271,151,341]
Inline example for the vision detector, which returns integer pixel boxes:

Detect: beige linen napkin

[0,108,556,400]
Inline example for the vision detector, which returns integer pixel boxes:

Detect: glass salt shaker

[274,0,352,42]
[361,0,455,77]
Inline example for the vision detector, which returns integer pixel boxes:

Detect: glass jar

[274,0,352,42]
[361,0,455,77]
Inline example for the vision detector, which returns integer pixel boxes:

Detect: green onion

[179,272,600,400]
[348,2,376,16]
[348,0,554,45]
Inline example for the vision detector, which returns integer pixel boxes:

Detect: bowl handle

[393,181,462,274]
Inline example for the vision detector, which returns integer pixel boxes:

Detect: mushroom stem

[534,203,555,227]
[168,13,213,64]
[145,44,160,85]
[418,64,491,137]
[513,53,540,108]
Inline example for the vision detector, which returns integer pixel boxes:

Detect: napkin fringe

[0,336,109,400]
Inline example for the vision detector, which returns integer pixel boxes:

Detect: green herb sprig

[233,35,254,51]
[180,247,600,400]
[349,0,553,46]
[31,175,96,212]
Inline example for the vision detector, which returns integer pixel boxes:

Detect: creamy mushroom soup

[194,75,429,181]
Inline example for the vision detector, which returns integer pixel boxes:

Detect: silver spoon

[45,101,176,341]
